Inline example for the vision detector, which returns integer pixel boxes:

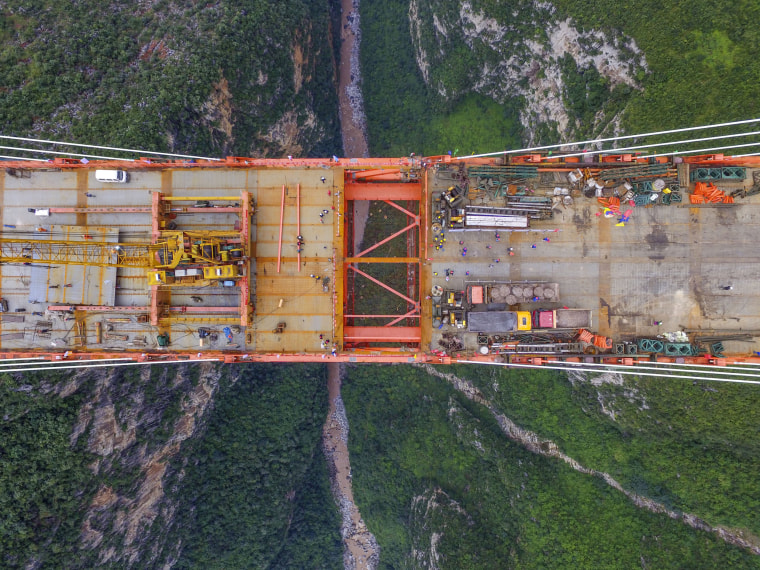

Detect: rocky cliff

[407,0,648,141]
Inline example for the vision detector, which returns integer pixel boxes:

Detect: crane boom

[0,236,183,268]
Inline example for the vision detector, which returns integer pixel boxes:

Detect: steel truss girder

[342,179,422,346]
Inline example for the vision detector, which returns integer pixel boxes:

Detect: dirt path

[323,364,379,569]
[337,0,369,159]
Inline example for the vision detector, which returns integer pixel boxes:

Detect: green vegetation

[552,0,760,145]
[0,371,95,568]
[427,94,522,157]
[0,360,339,569]
[449,364,760,536]
[360,0,521,156]
[362,0,760,153]
[0,0,341,157]
[343,364,760,567]
[166,364,341,569]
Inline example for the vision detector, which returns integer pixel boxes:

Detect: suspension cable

[0,154,48,162]
[0,358,220,374]
[0,144,135,161]
[546,130,760,159]
[453,117,760,159]
[0,357,134,368]
[545,359,760,379]
[646,141,760,158]
[0,134,222,161]
[456,360,760,385]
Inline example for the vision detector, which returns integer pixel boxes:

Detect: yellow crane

[0,232,185,269]
[0,230,243,269]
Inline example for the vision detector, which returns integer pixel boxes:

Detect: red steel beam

[343,257,419,263]
[385,309,420,327]
[49,304,239,314]
[382,199,418,220]
[343,314,420,318]
[51,207,151,214]
[343,326,421,342]
[344,182,421,201]
[239,275,250,327]
[151,192,162,242]
[150,284,159,326]
[277,184,285,273]
[168,306,240,313]
[0,156,424,172]
[353,221,417,258]
[48,305,149,312]
[296,183,301,271]
[48,207,241,214]
[348,264,418,306]
[353,169,401,179]
[241,192,251,327]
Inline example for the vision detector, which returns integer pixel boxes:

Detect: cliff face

[0,364,219,568]
[70,363,223,567]
[2,362,341,569]
[406,0,648,141]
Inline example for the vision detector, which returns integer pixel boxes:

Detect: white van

[95,169,129,183]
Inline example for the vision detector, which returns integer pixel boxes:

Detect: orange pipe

[277,184,285,273]
[296,183,301,271]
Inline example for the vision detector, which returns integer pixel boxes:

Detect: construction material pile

[690,182,734,204]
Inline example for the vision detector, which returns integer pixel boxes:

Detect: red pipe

[296,183,301,271]
[277,184,285,273]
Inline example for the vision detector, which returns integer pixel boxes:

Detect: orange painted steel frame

[341,170,423,348]
[5,153,760,366]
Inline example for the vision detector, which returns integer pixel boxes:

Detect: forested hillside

[0,1,344,567]
[360,0,760,154]
[3,0,760,568]
[350,0,760,567]
[0,0,341,157]
[0,364,342,568]
[342,364,760,567]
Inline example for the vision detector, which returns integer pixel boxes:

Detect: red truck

[532,308,592,329]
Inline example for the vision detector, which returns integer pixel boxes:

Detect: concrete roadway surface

[429,184,760,356]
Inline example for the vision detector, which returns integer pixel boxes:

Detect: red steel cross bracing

[353,221,418,258]
[348,264,419,308]
[382,199,419,220]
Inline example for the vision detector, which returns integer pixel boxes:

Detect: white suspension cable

[0,358,220,374]
[0,134,222,161]
[646,141,760,158]
[454,117,760,159]
[0,357,134,368]
[545,359,760,379]
[0,144,135,161]
[636,360,760,371]
[456,360,760,385]
[547,130,760,159]
[0,155,48,162]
